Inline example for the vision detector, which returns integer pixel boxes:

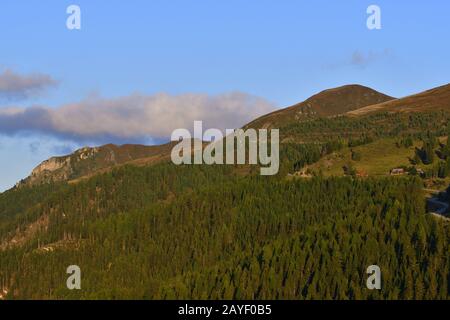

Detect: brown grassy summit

[347,83,450,116]
[245,84,394,129]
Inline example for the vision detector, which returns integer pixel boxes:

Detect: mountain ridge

[19,142,176,187]
[15,83,450,189]
[244,84,395,129]
[347,83,450,116]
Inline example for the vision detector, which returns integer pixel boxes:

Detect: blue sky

[0,0,449,191]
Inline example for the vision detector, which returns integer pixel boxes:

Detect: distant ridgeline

[0,83,449,299]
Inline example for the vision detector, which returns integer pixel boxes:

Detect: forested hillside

[1,84,450,300]
[0,162,449,299]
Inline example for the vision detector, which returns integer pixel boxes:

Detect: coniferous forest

[1,0,450,303]
[0,108,450,300]
[0,161,449,299]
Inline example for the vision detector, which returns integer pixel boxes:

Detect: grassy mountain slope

[303,137,447,177]
[245,84,394,129]
[348,83,450,116]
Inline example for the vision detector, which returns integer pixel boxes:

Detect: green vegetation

[1,109,450,300]
[351,149,362,161]
[304,138,417,177]
[0,163,448,299]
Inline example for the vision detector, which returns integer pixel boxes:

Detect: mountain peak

[302,84,394,115]
[245,84,394,129]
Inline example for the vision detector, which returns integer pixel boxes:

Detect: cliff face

[31,157,71,176]
[24,147,100,186]
[17,143,174,188]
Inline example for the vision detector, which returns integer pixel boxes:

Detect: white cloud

[0,92,275,143]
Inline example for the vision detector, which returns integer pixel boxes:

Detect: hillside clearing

[303,138,434,177]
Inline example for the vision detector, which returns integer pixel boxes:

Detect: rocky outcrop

[20,147,100,187]
[16,143,173,188]
[31,157,71,176]
[77,147,99,160]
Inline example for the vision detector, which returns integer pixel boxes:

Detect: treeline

[411,133,450,178]
[279,143,328,174]
[281,110,450,144]
[278,111,450,175]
